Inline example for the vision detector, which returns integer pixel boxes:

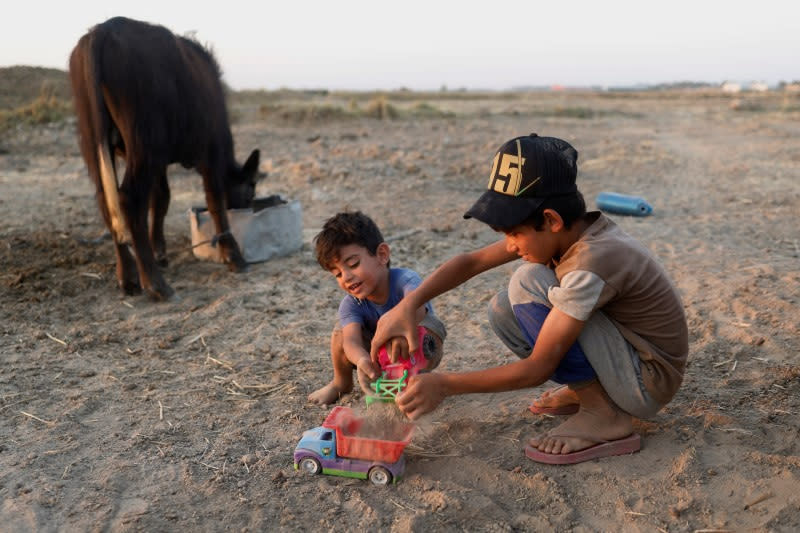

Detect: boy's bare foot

[308,382,351,405]
[530,385,580,413]
[528,382,633,455]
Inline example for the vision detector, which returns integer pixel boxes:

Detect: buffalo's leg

[201,167,247,272]
[91,167,140,294]
[150,170,170,267]
[114,243,141,295]
[120,163,175,301]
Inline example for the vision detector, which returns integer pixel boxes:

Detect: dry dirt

[1,91,799,532]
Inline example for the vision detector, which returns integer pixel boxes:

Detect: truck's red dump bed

[323,406,414,463]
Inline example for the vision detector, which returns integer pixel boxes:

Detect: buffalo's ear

[242,149,261,183]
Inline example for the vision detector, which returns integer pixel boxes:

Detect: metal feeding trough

[189,195,302,264]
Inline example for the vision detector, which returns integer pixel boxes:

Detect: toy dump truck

[294,406,414,485]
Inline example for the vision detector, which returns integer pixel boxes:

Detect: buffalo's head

[227,149,262,209]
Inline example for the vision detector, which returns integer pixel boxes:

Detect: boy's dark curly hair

[314,211,387,270]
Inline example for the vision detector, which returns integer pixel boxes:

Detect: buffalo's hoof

[119,280,142,295]
[145,284,176,302]
[227,256,249,273]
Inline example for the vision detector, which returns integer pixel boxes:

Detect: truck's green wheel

[368,466,392,486]
[299,457,321,475]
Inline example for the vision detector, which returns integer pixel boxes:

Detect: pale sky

[2,1,798,90]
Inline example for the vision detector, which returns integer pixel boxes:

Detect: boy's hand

[385,336,410,363]
[396,373,446,420]
[371,302,419,364]
[355,356,379,382]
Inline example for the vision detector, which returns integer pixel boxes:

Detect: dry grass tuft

[0,85,73,136]
[364,95,399,120]
[257,102,351,124]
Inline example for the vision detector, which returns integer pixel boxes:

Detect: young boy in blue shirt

[370,134,688,464]
[308,211,447,405]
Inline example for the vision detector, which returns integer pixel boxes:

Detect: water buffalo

[69,16,260,301]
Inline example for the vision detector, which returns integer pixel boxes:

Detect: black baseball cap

[463,133,579,228]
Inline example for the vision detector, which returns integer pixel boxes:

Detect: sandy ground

[1,91,799,532]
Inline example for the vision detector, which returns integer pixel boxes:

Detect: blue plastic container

[596,192,653,216]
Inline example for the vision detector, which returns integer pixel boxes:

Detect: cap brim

[463,190,545,228]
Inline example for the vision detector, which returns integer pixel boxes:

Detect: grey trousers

[488,263,662,419]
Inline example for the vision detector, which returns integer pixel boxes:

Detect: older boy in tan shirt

[371,134,688,464]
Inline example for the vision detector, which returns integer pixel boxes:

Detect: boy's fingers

[369,333,386,361]
[367,360,379,379]
[357,360,378,380]
[371,314,396,359]
[396,380,414,407]
[399,396,422,420]
[402,406,419,420]
[390,336,409,362]
[406,332,419,355]
[369,332,386,363]
[396,393,416,418]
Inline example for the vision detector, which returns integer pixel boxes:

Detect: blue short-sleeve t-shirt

[338,267,431,333]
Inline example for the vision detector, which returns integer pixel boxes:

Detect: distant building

[721,81,741,93]
[721,81,771,93]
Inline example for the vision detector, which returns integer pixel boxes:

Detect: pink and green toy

[366,326,429,405]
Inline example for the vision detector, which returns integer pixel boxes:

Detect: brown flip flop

[524,433,641,465]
